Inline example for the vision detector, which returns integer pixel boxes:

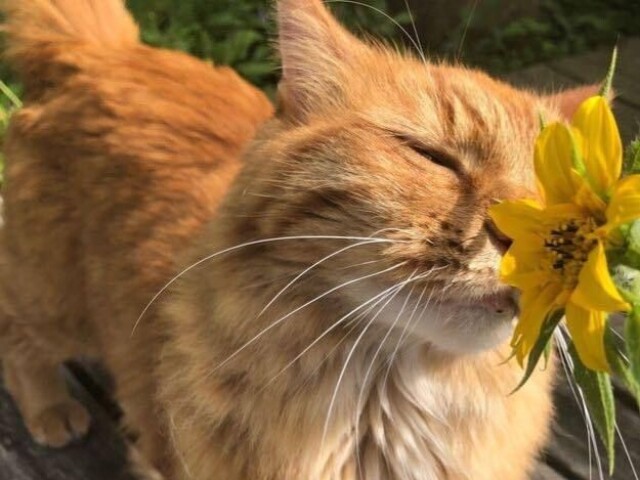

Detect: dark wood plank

[0,369,137,480]
[544,368,640,480]
[549,38,640,109]
[532,460,572,480]
[505,63,639,143]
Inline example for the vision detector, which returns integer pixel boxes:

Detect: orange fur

[0,0,272,475]
[0,0,600,479]
[158,1,594,479]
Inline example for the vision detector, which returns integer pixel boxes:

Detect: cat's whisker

[206,262,408,378]
[324,0,426,64]
[368,227,408,237]
[608,326,632,363]
[323,285,408,448]
[321,272,419,449]
[258,239,388,318]
[339,258,386,270]
[601,331,639,479]
[297,285,400,393]
[262,266,440,391]
[132,234,404,336]
[260,279,407,391]
[611,327,625,341]
[389,281,442,361]
[616,424,639,480]
[456,0,480,61]
[554,332,593,476]
[401,0,426,62]
[381,283,431,391]
[379,266,447,390]
[167,413,194,479]
[558,327,604,480]
[431,281,453,323]
[355,274,417,478]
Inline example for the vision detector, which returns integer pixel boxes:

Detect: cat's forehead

[355,55,541,164]
[368,56,538,127]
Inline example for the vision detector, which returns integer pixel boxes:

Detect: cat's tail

[1,0,139,94]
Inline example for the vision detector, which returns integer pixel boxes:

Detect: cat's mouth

[474,290,519,316]
[436,287,519,318]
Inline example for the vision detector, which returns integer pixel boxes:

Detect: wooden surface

[0,39,639,480]
[0,366,135,480]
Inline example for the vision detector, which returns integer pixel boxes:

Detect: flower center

[544,218,597,288]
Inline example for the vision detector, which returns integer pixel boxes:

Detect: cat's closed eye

[397,134,461,173]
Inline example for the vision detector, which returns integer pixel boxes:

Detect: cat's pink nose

[486,220,512,255]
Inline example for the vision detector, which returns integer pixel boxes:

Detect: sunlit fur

[0,0,602,479]
[0,0,272,475]
[158,1,600,479]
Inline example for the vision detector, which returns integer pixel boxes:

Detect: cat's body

[0,0,598,479]
[157,2,575,478]
[0,0,272,474]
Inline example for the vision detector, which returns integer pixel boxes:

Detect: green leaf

[626,306,640,386]
[624,136,640,175]
[599,45,617,98]
[543,335,553,366]
[612,263,640,304]
[605,327,640,411]
[0,80,22,109]
[511,310,563,393]
[622,221,640,270]
[570,342,616,475]
[569,128,588,177]
[237,61,277,79]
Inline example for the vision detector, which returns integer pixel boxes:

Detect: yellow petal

[489,199,544,240]
[565,302,609,372]
[490,200,585,242]
[571,170,607,220]
[534,123,579,204]
[512,283,561,365]
[570,242,630,312]
[572,96,622,195]
[604,174,640,230]
[501,242,547,289]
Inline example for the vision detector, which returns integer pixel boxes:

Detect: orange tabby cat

[0,0,272,475]
[0,0,600,479]
[157,1,601,479]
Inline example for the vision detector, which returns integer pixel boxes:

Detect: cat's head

[227,0,598,356]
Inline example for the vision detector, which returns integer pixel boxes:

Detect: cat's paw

[26,399,91,448]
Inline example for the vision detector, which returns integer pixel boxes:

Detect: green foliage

[0,80,21,183]
[605,327,640,411]
[624,136,640,176]
[127,0,408,94]
[627,307,640,388]
[511,310,562,394]
[442,0,640,73]
[598,46,617,98]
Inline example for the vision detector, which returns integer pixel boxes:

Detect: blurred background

[125,0,639,93]
[3,0,640,95]
[0,0,639,177]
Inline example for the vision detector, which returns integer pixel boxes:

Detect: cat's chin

[374,287,518,356]
[413,297,517,355]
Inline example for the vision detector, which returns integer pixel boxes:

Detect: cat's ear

[277,0,366,120]
[546,85,610,120]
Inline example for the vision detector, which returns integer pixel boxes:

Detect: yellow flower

[490,96,640,371]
